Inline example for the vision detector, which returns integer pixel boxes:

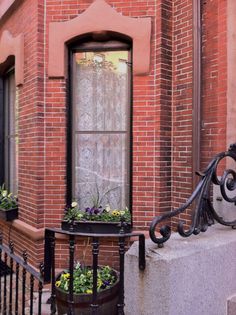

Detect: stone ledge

[125,224,236,315]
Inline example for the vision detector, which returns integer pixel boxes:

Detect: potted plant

[0,184,18,221]
[61,202,131,234]
[55,263,119,315]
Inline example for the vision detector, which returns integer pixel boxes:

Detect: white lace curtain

[73,52,129,210]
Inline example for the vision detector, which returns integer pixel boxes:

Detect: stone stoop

[227,295,236,315]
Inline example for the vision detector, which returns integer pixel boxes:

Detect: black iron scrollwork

[149,143,236,247]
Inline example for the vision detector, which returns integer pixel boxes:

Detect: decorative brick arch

[48,0,151,77]
[0,30,24,85]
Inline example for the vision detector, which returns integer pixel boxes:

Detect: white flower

[71,201,78,208]
[2,190,7,197]
[120,210,125,216]
[104,204,111,212]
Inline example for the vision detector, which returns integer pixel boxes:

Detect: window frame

[0,77,4,185]
[0,68,18,192]
[67,38,133,215]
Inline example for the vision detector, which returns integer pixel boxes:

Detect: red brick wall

[171,0,194,226]
[0,0,229,267]
[0,0,46,264]
[45,0,173,230]
[171,0,228,225]
[201,0,227,164]
[133,0,172,228]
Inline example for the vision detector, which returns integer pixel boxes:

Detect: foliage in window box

[0,185,18,221]
[55,263,119,315]
[62,202,131,234]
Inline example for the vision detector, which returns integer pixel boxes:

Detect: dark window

[69,40,132,211]
[0,70,18,194]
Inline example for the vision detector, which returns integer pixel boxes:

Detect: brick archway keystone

[48,0,151,77]
[0,30,24,85]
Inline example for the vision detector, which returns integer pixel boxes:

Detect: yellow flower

[55,281,61,287]
[86,289,92,294]
[98,279,103,289]
[112,210,119,216]
[63,273,70,279]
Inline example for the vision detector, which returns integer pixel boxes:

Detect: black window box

[0,207,18,221]
[61,220,132,234]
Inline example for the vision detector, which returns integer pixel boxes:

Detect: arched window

[68,37,132,212]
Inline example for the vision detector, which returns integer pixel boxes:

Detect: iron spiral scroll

[149,143,236,246]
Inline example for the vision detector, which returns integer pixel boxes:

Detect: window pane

[72,50,130,210]
[74,134,128,210]
[4,71,18,195]
[74,51,129,132]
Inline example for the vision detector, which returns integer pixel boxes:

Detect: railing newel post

[91,236,99,315]
[117,233,125,315]
[22,250,28,315]
[68,234,75,315]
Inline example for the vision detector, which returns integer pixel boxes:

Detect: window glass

[72,50,130,210]
[3,71,18,194]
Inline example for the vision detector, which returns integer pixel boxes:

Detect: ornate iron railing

[0,236,44,315]
[44,228,145,315]
[149,143,236,247]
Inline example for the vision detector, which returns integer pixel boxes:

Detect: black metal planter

[55,269,120,315]
[0,206,18,221]
[61,220,132,234]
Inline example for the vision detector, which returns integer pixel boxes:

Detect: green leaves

[64,205,131,223]
[0,184,18,210]
[56,264,117,294]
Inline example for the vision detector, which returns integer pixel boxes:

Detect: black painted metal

[0,236,44,315]
[91,237,99,315]
[44,229,54,283]
[9,241,14,315]
[0,220,145,315]
[68,234,75,315]
[30,274,34,315]
[0,239,1,313]
[138,234,146,271]
[3,252,7,315]
[44,227,145,314]
[117,236,125,315]
[38,263,44,315]
[15,262,19,314]
[149,143,236,246]
[22,251,27,315]
[49,231,57,315]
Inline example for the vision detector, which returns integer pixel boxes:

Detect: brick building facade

[0,0,234,266]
